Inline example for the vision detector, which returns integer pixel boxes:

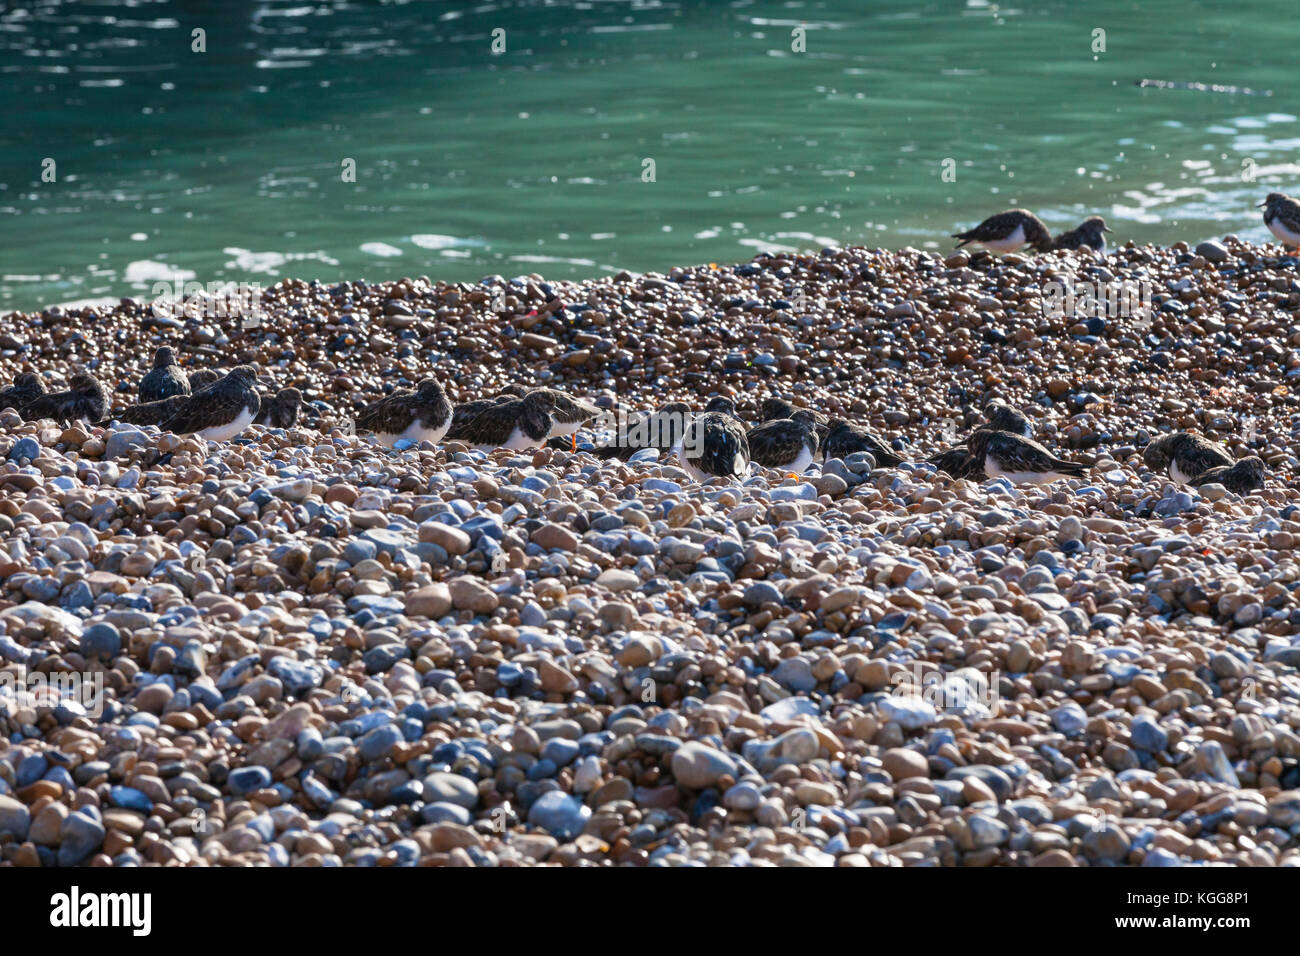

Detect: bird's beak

[1257,201,1268,208]
[1103,227,1113,233]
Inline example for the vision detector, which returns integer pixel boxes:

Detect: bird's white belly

[678,448,748,482]
[474,426,541,452]
[547,419,583,439]
[983,223,1026,253]
[984,456,1060,485]
[376,418,450,448]
[200,407,254,442]
[785,445,815,473]
[1169,459,1196,485]
[1267,217,1300,246]
[677,449,708,482]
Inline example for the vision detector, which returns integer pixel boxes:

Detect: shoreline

[0,238,1299,867]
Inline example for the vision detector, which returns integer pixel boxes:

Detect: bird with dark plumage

[139,346,191,403]
[0,372,45,411]
[678,397,749,482]
[532,388,600,440]
[593,401,692,461]
[446,394,515,441]
[1189,455,1266,495]
[186,368,222,391]
[160,365,261,441]
[354,378,452,448]
[1051,216,1112,253]
[20,372,107,425]
[1259,192,1300,250]
[967,428,1087,484]
[747,410,820,472]
[984,400,1033,438]
[822,419,903,467]
[759,397,829,452]
[454,389,559,451]
[1142,432,1232,485]
[953,209,1053,254]
[99,394,189,428]
[254,387,304,430]
[928,447,984,480]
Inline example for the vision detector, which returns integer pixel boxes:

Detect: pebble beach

[4,236,1300,868]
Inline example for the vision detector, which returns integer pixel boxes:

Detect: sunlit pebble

[0,239,1297,866]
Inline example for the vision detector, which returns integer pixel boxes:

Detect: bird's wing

[356,393,415,434]
[746,420,813,468]
[163,380,256,434]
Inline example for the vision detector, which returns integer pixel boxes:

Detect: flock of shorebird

[950,191,1300,255]
[0,349,1268,493]
[2,193,1293,491]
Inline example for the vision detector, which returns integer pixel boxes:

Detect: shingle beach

[2,237,1300,867]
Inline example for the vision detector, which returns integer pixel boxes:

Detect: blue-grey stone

[358,724,403,763]
[364,644,410,674]
[526,790,591,840]
[420,801,472,826]
[109,785,154,812]
[0,795,30,840]
[267,656,323,695]
[1130,715,1168,753]
[79,622,122,659]
[7,437,40,463]
[422,771,479,809]
[878,695,937,729]
[1051,702,1087,735]
[228,766,273,796]
[17,753,48,787]
[60,580,94,611]
[57,811,105,865]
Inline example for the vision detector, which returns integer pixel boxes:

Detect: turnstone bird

[759,397,829,449]
[186,368,222,391]
[746,410,820,472]
[533,388,601,439]
[138,346,191,402]
[759,397,826,427]
[952,209,1053,255]
[593,401,692,461]
[984,400,1033,438]
[678,397,750,482]
[160,365,261,441]
[455,389,559,451]
[354,377,453,448]
[0,371,45,411]
[1142,432,1232,485]
[444,386,530,441]
[1259,192,1300,250]
[20,372,107,425]
[822,419,904,467]
[928,447,984,480]
[1051,216,1112,253]
[967,428,1087,484]
[1189,455,1266,495]
[254,387,304,429]
[446,396,513,441]
[102,394,189,428]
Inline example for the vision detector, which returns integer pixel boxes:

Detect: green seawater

[2,0,1298,312]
